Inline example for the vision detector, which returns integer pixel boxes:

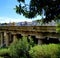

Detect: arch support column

[36,36,43,44]
[38,39,42,45]
[13,34,17,42]
[0,32,4,47]
[4,32,9,47]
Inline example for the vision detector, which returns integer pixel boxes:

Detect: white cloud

[0,17,32,23]
[0,15,42,23]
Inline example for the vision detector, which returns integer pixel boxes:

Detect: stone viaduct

[0,26,60,47]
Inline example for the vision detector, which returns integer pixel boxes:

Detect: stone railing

[0,26,56,32]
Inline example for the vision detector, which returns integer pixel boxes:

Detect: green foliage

[16,0,60,22]
[0,48,9,56]
[29,44,60,58]
[9,36,33,58]
[0,57,4,58]
[0,48,10,58]
[56,44,60,57]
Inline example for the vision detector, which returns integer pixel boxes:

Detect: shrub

[56,44,60,58]
[0,57,4,58]
[29,44,60,58]
[0,48,9,56]
[0,48,10,58]
[9,36,33,58]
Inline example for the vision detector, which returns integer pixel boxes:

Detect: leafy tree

[15,0,60,22]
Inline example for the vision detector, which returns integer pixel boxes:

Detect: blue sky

[0,0,42,23]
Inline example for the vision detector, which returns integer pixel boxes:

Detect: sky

[0,0,42,23]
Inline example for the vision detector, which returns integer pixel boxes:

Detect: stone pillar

[0,32,4,47]
[4,32,9,47]
[36,36,43,45]
[58,38,60,41]
[47,37,49,40]
[13,34,17,42]
[38,39,42,45]
[28,35,31,39]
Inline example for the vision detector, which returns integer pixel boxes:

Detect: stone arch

[31,35,38,44]
[9,34,13,44]
[42,37,60,44]
[27,35,38,44]
[16,34,22,40]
